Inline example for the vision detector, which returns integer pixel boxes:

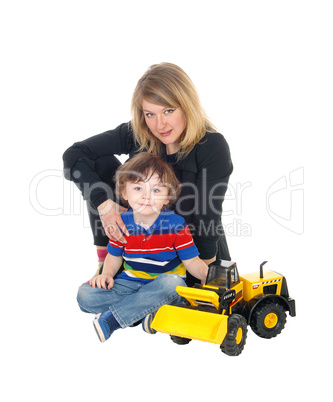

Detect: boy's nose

[143,190,151,199]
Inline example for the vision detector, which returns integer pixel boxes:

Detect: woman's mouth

[159,129,172,137]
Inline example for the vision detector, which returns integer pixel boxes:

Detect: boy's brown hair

[114,152,181,207]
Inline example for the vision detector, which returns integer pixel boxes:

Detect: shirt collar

[124,208,172,235]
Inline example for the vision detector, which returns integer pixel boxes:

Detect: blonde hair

[131,62,216,159]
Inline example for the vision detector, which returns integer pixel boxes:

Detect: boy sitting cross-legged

[77,152,208,342]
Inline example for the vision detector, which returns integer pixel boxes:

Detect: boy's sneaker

[142,312,157,334]
[93,310,120,342]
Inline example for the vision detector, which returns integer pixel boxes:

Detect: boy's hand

[89,274,114,289]
[182,256,209,283]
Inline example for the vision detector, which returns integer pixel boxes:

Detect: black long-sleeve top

[63,122,233,260]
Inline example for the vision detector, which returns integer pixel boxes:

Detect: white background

[1,1,332,401]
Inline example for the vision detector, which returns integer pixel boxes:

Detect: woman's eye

[165,109,175,115]
[145,113,154,118]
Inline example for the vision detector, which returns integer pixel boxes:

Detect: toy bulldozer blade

[151,286,229,344]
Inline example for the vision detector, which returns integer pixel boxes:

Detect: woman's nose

[156,115,166,130]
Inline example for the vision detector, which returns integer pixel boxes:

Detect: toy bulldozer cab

[205,260,239,289]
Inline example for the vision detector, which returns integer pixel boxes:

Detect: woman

[63,62,233,285]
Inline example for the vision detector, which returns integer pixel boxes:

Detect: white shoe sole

[93,313,106,342]
[142,313,157,334]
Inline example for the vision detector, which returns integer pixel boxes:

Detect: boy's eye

[152,188,160,194]
[134,186,142,191]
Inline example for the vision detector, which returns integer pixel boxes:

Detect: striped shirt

[107,209,199,282]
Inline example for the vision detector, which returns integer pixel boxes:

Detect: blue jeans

[77,273,187,328]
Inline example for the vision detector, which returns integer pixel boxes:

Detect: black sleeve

[62,122,136,208]
[192,132,233,259]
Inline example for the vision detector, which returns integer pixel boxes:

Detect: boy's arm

[89,253,123,289]
[201,256,216,266]
[182,256,209,284]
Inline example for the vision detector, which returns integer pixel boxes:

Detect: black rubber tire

[170,335,192,345]
[250,299,286,339]
[220,314,248,356]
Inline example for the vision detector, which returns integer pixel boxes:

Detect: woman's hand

[97,199,129,243]
[89,274,114,289]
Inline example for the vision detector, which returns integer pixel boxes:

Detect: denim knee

[158,273,186,284]
[77,283,95,313]
[154,273,187,294]
[156,274,187,306]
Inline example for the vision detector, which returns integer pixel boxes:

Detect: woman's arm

[63,123,135,241]
[192,132,233,260]
[62,123,136,209]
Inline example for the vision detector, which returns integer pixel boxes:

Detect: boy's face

[122,173,170,217]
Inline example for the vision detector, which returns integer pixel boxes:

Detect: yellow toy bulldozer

[150,260,296,356]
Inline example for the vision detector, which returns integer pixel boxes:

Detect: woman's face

[142,100,186,154]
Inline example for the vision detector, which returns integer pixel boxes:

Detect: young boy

[77,152,208,342]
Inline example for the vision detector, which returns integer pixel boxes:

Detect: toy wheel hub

[264,313,278,329]
[235,327,243,344]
